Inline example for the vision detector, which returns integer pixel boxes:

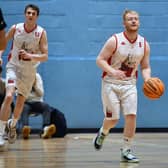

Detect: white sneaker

[7,119,17,144]
[0,135,5,147]
[121,149,139,163]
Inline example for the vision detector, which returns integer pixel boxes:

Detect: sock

[100,127,109,135]
[122,136,133,152]
[0,120,7,136]
[11,118,18,128]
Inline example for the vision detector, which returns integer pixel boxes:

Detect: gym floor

[0,133,167,168]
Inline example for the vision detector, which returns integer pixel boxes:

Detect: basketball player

[0,4,48,147]
[0,8,7,51]
[93,10,151,163]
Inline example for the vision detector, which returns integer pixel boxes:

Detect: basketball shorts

[6,64,36,98]
[102,80,137,120]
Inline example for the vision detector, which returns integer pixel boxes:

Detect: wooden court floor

[0,133,168,168]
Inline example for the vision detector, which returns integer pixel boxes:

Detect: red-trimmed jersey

[103,32,146,83]
[8,23,44,67]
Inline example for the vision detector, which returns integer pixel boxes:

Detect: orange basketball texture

[143,77,165,99]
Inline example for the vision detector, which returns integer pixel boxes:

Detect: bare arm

[140,41,151,81]
[33,73,44,97]
[0,30,6,50]
[96,36,126,79]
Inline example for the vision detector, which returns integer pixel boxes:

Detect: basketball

[143,77,165,99]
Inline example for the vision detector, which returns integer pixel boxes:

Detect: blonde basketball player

[0,4,48,148]
[93,10,151,163]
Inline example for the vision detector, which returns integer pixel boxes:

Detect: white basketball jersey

[8,23,44,68]
[103,32,146,84]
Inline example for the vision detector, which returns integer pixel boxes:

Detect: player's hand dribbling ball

[143,77,165,99]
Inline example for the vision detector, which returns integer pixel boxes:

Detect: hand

[109,69,127,80]
[19,49,32,61]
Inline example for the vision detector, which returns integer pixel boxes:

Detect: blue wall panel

[1,0,168,129]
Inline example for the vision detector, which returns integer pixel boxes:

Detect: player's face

[25,8,38,24]
[123,13,140,32]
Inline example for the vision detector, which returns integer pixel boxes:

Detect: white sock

[100,127,109,135]
[0,120,7,136]
[122,136,133,152]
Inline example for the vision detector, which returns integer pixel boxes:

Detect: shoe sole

[120,158,140,163]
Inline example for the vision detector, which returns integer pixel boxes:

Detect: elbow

[41,54,48,62]
[44,55,48,61]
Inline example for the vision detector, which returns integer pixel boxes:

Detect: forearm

[96,59,115,76]
[31,53,48,62]
[141,67,151,81]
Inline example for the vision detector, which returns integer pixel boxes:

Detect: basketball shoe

[121,149,139,163]
[7,119,17,144]
[41,124,56,139]
[22,126,31,139]
[93,130,107,150]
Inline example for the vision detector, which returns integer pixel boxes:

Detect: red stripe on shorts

[106,110,112,118]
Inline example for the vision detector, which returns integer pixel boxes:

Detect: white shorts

[102,80,137,120]
[6,63,36,98]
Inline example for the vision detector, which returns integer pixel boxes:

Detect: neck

[124,31,138,43]
[24,23,36,31]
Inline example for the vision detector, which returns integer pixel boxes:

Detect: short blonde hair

[122,9,139,21]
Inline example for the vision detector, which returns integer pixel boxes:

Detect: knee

[105,118,119,127]
[126,114,136,120]
[110,119,119,125]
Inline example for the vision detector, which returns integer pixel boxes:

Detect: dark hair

[24,4,40,16]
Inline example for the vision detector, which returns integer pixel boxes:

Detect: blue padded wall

[1,0,168,129]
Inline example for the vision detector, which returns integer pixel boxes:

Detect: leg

[27,102,56,139]
[20,103,31,127]
[0,86,15,146]
[20,103,31,139]
[120,85,139,163]
[13,94,26,120]
[94,118,118,150]
[94,81,120,150]
[40,102,51,128]
[28,102,51,127]
[7,94,26,143]
[36,102,55,139]
[123,114,136,139]
[0,86,15,121]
